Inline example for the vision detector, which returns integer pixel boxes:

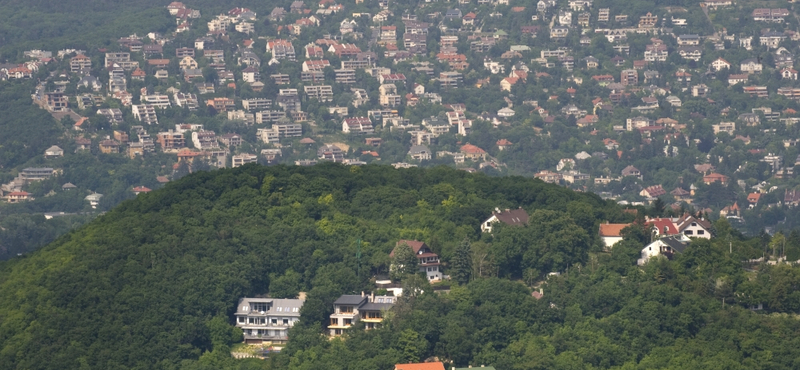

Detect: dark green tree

[452,237,473,285]
[391,242,419,280]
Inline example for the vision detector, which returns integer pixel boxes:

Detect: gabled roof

[395,363,446,370]
[659,235,690,254]
[489,208,529,226]
[460,143,486,154]
[648,218,679,235]
[392,240,427,256]
[599,223,631,237]
[133,186,152,193]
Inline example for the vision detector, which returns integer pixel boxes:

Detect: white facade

[235,298,304,344]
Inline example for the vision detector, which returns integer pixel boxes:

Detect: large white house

[234,297,304,344]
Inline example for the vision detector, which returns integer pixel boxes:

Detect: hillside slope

[0,164,617,369]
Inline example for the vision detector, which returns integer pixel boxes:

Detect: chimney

[361,291,365,297]
[371,291,375,302]
[539,288,543,294]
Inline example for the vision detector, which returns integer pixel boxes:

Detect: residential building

[70,54,92,73]
[304,85,334,102]
[20,167,56,182]
[132,104,158,124]
[342,117,374,134]
[219,133,243,147]
[328,293,396,336]
[235,297,304,344]
[481,207,529,233]
[620,69,638,85]
[740,59,762,74]
[460,143,486,160]
[5,191,32,203]
[156,130,185,151]
[599,222,631,249]
[192,130,219,149]
[408,145,432,160]
[99,139,120,154]
[391,240,442,281]
[637,234,691,265]
[232,154,258,167]
[317,144,344,162]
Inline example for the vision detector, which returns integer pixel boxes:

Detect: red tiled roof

[647,218,679,235]
[460,143,486,154]
[390,240,428,257]
[395,363,445,370]
[599,223,631,237]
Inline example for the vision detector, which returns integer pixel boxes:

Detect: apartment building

[242,98,273,112]
[304,85,334,102]
[132,104,158,124]
[156,130,185,150]
[192,130,220,149]
[235,297,304,344]
[232,154,258,167]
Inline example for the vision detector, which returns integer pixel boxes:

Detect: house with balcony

[391,240,442,281]
[234,297,304,344]
[328,293,396,336]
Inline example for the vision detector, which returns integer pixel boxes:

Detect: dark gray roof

[360,302,394,311]
[334,295,368,305]
[661,236,689,254]
[408,145,430,154]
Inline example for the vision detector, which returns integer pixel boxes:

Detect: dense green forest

[1,164,800,370]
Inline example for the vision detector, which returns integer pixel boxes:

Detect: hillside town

[3,0,800,235]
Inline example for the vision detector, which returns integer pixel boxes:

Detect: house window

[283,319,289,325]
[252,303,268,312]
[238,317,245,323]
[684,230,693,235]
[272,319,277,325]
[344,319,353,326]
[340,306,353,313]
[330,318,338,326]
[249,318,255,324]
[691,222,697,226]
[698,230,705,235]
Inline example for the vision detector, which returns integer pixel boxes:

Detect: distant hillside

[0,164,620,369]
[0,0,266,57]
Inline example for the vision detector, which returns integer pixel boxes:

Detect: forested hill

[0,164,620,369]
[1,164,800,370]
